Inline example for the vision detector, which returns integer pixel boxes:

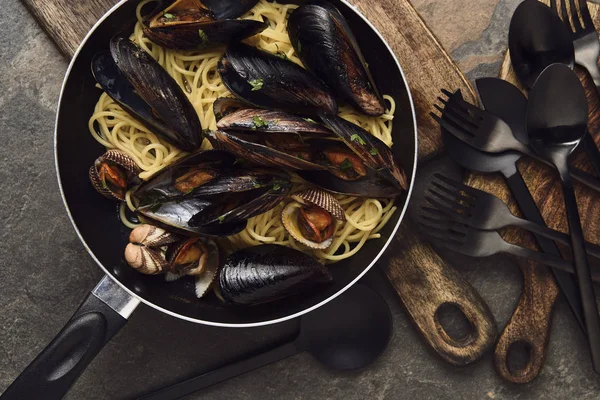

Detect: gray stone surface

[1,0,600,398]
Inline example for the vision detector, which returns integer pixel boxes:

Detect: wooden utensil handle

[385,220,497,366]
[494,259,559,384]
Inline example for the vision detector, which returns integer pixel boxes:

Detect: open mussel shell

[91,37,202,152]
[298,169,402,198]
[206,130,326,170]
[217,43,338,116]
[320,114,407,191]
[137,197,246,237]
[133,150,235,206]
[288,2,385,116]
[217,108,332,135]
[218,244,332,305]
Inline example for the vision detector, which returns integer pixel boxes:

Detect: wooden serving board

[466,0,600,383]
[21,0,498,366]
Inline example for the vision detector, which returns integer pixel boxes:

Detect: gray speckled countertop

[1,0,600,398]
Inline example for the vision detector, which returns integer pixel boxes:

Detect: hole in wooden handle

[434,302,474,345]
[506,340,533,377]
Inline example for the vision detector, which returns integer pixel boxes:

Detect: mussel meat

[133,150,235,206]
[91,36,202,151]
[213,97,248,121]
[218,244,332,305]
[124,224,181,274]
[217,43,338,116]
[288,2,385,116]
[89,149,141,201]
[143,0,267,51]
[282,189,345,249]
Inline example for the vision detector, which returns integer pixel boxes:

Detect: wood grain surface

[468,0,600,384]
[21,0,497,366]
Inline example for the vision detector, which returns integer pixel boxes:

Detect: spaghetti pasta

[89,0,398,263]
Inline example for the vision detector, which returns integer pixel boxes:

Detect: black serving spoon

[137,283,393,400]
[527,63,600,373]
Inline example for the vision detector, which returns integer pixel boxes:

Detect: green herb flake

[276,51,289,60]
[350,134,366,145]
[340,158,353,170]
[253,182,261,189]
[303,117,317,124]
[163,13,175,19]
[198,29,209,44]
[297,40,302,53]
[365,62,369,68]
[252,115,269,129]
[248,78,264,91]
[297,153,304,160]
[370,148,379,156]
[273,183,281,191]
[217,215,225,224]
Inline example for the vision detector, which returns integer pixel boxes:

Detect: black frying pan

[1,0,417,398]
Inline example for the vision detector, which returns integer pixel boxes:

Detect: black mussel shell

[137,197,245,237]
[298,169,401,198]
[133,150,235,206]
[92,37,202,151]
[213,97,250,121]
[189,176,292,226]
[217,43,338,116]
[206,130,326,170]
[203,0,259,19]
[218,244,332,305]
[319,114,407,190]
[144,19,267,51]
[288,2,385,116]
[217,108,332,135]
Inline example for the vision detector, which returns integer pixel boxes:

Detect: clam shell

[124,243,168,275]
[281,202,333,250]
[102,149,141,175]
[89,165,118,200]
[89,149,141,201]
[129,224,180,247]
[291,189,346,221]
[194,240,220,298]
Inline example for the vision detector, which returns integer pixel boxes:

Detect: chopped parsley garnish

[273,183,281,191]
[248,78,264,91]
[303,117,317,124]
[253,181,261,188]
[252,115,268,129]
[370,148,379,156]
[350,134,366,145]
[217,215,225,223]
[340,158,353,170]
[365,62,369,68]
[297,40,302,53]
[163,12,175,19]
[198,29,209,45]
[276,51,289,60]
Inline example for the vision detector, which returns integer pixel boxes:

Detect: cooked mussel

[319,114,407,190]
[216,108,332,135]
[218,244,332,305]
[288,2,385,116]
[206,130,326,170]
[91,36,202,151]
[213,97,248,121]
[89,149,141,201]
[282,189,345,249]
[217,43,338,116]
[143,0,266,51]
[166,237,219,276]
[133,150,235,206]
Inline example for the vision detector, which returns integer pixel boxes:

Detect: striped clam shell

[124,244,169,275]
[281,202,333,250]
[291,189,346,221]
[129,224,180,248]
[89,149,141,201]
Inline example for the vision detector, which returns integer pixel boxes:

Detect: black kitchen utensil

[418,207,599,281]
[509,0,574,88]
[0,1,417,398]
[137,283,392,400]
[549,0,600,178]
[510,0,600,180]
[424,173,600,258]
[443,86,585,332]
[527,63,600,373]
[433,90,600,191]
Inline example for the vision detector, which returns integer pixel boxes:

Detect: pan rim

[54,0,418,327]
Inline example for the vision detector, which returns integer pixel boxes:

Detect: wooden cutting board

[21,0,498,366]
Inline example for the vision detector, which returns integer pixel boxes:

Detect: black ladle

[527,63,600,373]
[138,283,392,399]
[508,0,600,178]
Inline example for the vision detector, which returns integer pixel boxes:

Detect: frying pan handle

[1,276,139,400]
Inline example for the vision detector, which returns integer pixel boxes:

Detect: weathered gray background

[1,0,599,398]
